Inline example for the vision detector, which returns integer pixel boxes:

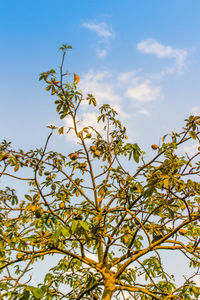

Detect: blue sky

[1,0,200,154]
[1,0,200,288]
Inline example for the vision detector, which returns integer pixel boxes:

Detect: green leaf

[192,286,200,297]
[189,131,197,139]
[168,208,174,219]
[71,220,78,234]
[25,195,32,201]
[32,288,44,298]
[51,85,56,95]
[79,220,89,231]
[133,150,139,163]
[20,290,30,300]
[61,226,70,237]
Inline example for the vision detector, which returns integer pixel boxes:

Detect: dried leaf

[74,73,80,84]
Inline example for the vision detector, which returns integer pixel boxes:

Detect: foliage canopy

[0,44,200,299]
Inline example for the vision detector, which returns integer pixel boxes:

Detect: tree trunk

[101,277,115,300]
[101,288,114,300]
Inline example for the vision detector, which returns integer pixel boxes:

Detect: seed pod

[69,153,79,160]
[16,252,24,260]
[59,202,65,209]
[151,144,158,150]
[90,146,96,152]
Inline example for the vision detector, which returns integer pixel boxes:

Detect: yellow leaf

[58,127,64,135]
[51,86,56,95]
[94,150,101,157]
[163,178,170,188]
[98,187,105,196]
[14,164,19,172]
[46,85,51,91]
[97,197,104,202]
[74,73,80,84]
[16,252,24,260]
[30,204,37,212]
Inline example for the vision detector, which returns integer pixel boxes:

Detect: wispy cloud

[79,69,162,111]
[82,22,113,38]
[63,68,164,143]
[138,108,151,116]
[191,106,200,116]
[96,48,107,58]
[137,39,188,73]
[178,143,199,157]
[81,22,114,57]
[64,111,105,142]
[79,69,120,104]
[125,79,162,104]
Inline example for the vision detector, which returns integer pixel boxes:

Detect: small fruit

[69,153,79,160]
[59,202,65,209]
[51,183,56,190]
[179,229,187,236]
[86,133,92,138]
[90,146,96,152]
[151,144,158,150]
[16,252,24,260]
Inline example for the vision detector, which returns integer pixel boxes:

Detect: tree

[0,44,200,300]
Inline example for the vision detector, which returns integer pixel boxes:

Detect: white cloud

[64,111,106,142]
[63,67,165,143]
[138,108,150,116]
[97,48,107,57]
[117,71,139,82]
[82,22,113,38]
[178,143,200,157]
[81,22,114,58]
[125,80,162,103]
[111,103,131,120]
[137,39,188,73]
[191,106,200,116]
[79,69,160,115]
[79,70,120,105]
